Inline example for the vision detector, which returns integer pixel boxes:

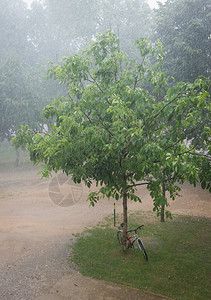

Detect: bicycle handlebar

[127,225,144,233]
[120,223,144,233]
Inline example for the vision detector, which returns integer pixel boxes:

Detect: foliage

[0,0,29,63]
[71,213,211,300]
[149,0,211,211]
[153,0,211,84]
[0,58,44,141]
[13,32,210,245]
[43,0,153,56]
[0,0,64,140]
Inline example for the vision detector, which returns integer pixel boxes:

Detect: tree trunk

[16,148,20,167]
[161,181,166,222]
[161,203,165,222]
[122,187,128,251]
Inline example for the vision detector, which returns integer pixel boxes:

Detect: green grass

[71,212,211,300]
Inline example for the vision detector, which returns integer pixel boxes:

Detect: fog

[0,1,210,299]
[0,0,210,142]
[23,0,166,9]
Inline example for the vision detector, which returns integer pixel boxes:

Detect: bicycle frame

[126,232,139,247]
[118,229,139,248]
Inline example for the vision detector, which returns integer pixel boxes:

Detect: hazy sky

[24,0,166,9]
[147,0,166,8]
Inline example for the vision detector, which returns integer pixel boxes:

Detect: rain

[0,1,210,299]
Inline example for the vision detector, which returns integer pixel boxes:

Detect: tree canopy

[0,0,153,141]
[0,0,63,140]
[1,0,210,144]
[153,0,211,84]
[13,32,211,246]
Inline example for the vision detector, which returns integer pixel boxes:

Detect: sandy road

[0,167,210,299]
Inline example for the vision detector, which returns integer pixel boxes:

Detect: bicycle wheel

[117,231,131,248]
[117,230,123,245]
[137,238,148,261]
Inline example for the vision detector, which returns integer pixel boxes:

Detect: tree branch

[88,72,112,106]
[99,120,114,137]
[127,182,149,189]
[84,112,93,124]
[145,86,187,128]
[181,151,211,159]
[84,112,114,137]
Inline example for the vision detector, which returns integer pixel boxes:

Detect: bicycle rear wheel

[137,238,148,261]
[117,230,123,245]
[117,231,131,248]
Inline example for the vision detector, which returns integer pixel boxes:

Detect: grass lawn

[71,212,211,300]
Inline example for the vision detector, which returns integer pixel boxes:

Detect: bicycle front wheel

[137,238,148,261]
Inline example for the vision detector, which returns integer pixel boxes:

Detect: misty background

[0,0,210,142]
[24,0,166,9]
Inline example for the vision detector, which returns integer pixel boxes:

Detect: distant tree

[0,58,44,141]
[153,0,211,83]
[146,144,211,222]
[0,0,31,63]
[43,0,153,56]
[27,1,70,61]
[0,0,65,141]
[13,32,210,247]
[97,0,153,55]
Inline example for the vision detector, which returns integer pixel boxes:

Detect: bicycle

[117,223,148,261]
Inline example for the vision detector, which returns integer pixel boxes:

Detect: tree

[152,0,211,163]
[0,58,43,141]
[96,0,153,56]
[13,32,210,248]
[153,0,211,84]
[0,0,65,141]
[43,0,153,56]
[146,143,210,222]
[0,0,30,63]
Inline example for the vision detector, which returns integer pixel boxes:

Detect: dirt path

[0,167,210,299]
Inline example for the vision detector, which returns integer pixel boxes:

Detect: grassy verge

[71,212,211,300]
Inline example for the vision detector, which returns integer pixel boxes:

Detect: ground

[0,166,210,300]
